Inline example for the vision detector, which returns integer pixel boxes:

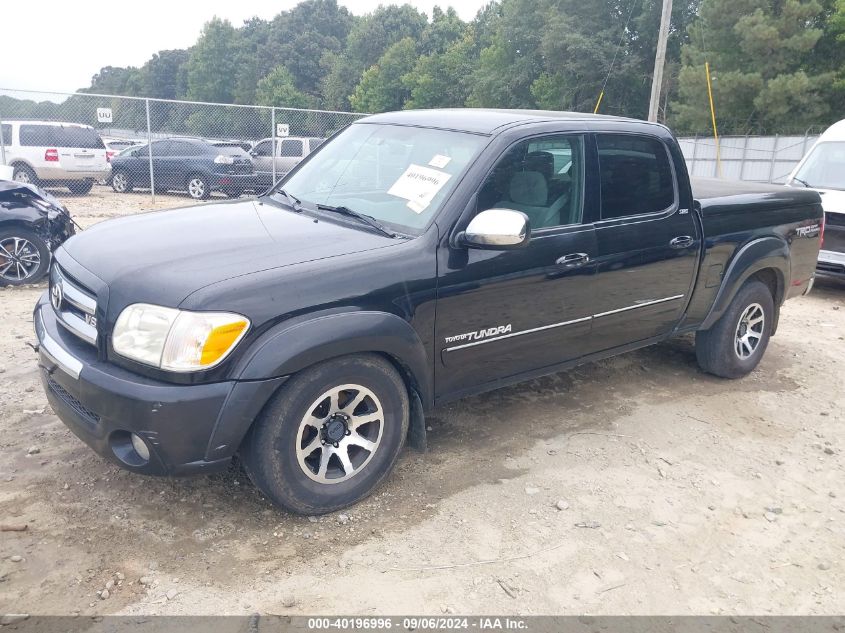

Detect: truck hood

[59,199,395,309]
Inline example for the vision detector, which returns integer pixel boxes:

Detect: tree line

[7,0,845,135]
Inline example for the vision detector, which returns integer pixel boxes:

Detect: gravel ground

[0,187,842,616]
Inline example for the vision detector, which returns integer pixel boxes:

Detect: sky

[0,0,488,97]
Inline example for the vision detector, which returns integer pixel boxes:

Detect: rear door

[277,138,305,176]
[52,126,108,173]
[588,132,700,351]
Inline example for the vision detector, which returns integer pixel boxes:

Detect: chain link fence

[0,88,365,203]
[0,87,827,201]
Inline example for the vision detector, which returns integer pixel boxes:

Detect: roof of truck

[358,108,645,135]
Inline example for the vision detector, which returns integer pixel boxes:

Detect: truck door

[588,133,700,351]
[435,133,598,398]
[278,138,305,177]
[251,140,275,188]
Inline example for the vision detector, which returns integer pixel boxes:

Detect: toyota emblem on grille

[51,280,63,311]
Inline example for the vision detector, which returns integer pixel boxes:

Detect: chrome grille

[50,264,98,346]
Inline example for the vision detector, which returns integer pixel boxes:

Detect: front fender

[701,236,790,330]
[234,311,432,406]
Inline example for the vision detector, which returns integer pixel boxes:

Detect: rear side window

[1,124,10,145]
[19,125,52,147]
[168,141,206,156]
[52,126,105,149]
[597,134,676,219]
[280,139,303,157]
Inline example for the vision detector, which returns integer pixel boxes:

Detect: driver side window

[253,141,273,157]
[477,135,584,230]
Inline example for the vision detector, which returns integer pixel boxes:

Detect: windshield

[792,141,845,191]
[277,123,488,233]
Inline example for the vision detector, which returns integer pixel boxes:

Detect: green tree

[467,0,545,108]
[186,18,240,103]
[672,0,839,133]
[404,33,478,108]
[349,38,418,112]
[321,5,428,110]
[259,0,353,99]
[419,6,466,55]
[255,66,311,108]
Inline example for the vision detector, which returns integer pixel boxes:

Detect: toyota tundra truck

[33,109,823,514]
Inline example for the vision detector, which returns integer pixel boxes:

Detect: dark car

[0,180,75,285]
[110,138,255,200]
[34,109,822,514]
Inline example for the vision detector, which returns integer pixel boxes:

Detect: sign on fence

[276,123,290,137]
[96,108,113,124]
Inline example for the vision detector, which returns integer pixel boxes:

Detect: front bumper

[33,295,284,476]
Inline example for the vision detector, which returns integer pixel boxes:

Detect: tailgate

[53,126,108,172]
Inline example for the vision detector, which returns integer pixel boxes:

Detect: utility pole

[648,0,673,122]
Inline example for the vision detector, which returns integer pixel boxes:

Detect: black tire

[695,279,774,379]
[186,174,210,200]
[67,181,93,195]
[241,354,410,514]
[0,228,51,286]
[111,170,133,193]
[12,164,38,187]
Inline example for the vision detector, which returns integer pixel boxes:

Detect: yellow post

[593,91,605,114]
[705,61,722,177]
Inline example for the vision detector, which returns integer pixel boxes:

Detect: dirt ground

[0,187,842,616]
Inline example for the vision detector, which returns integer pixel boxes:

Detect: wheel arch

[234,311,432,404]
[204,311,431,463]
[700,236,789,331]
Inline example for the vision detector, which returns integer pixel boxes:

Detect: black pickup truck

[33,109,822,514]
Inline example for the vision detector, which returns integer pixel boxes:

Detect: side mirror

[460,208,530,250]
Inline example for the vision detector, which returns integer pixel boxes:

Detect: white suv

[1,121,109,194]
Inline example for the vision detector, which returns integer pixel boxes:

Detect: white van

[1,120,110,194]
[787,119,845,279]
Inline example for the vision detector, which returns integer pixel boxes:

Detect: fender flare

[235,310,432,406]
[700,236,790,330]
[203,311,432,462]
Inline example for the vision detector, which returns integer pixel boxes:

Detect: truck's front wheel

[241,354,409,514]
[695,279,774,378]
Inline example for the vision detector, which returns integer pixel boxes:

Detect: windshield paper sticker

[388,164,451,213]
[428,154,452,169]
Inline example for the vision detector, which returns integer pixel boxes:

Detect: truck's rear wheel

[241,354,409,514]
[695,279,774,378]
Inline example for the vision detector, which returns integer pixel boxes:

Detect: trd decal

[796,224,820,238]
[445,324,512,345]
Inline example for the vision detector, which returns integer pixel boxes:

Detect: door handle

[555,252,590,268]
[669,236,694,249]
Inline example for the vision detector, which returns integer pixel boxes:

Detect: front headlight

[112,304,250,372]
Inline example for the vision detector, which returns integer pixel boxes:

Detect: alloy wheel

[295,384,384,484]
[0,237,42,282]
[734,302,764,360]
[113,172,128,192]
[188,178,205,199]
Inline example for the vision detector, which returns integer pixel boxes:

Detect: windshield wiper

[316,203,397,238]
[792,177,812,188]
[269,189,302,211]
